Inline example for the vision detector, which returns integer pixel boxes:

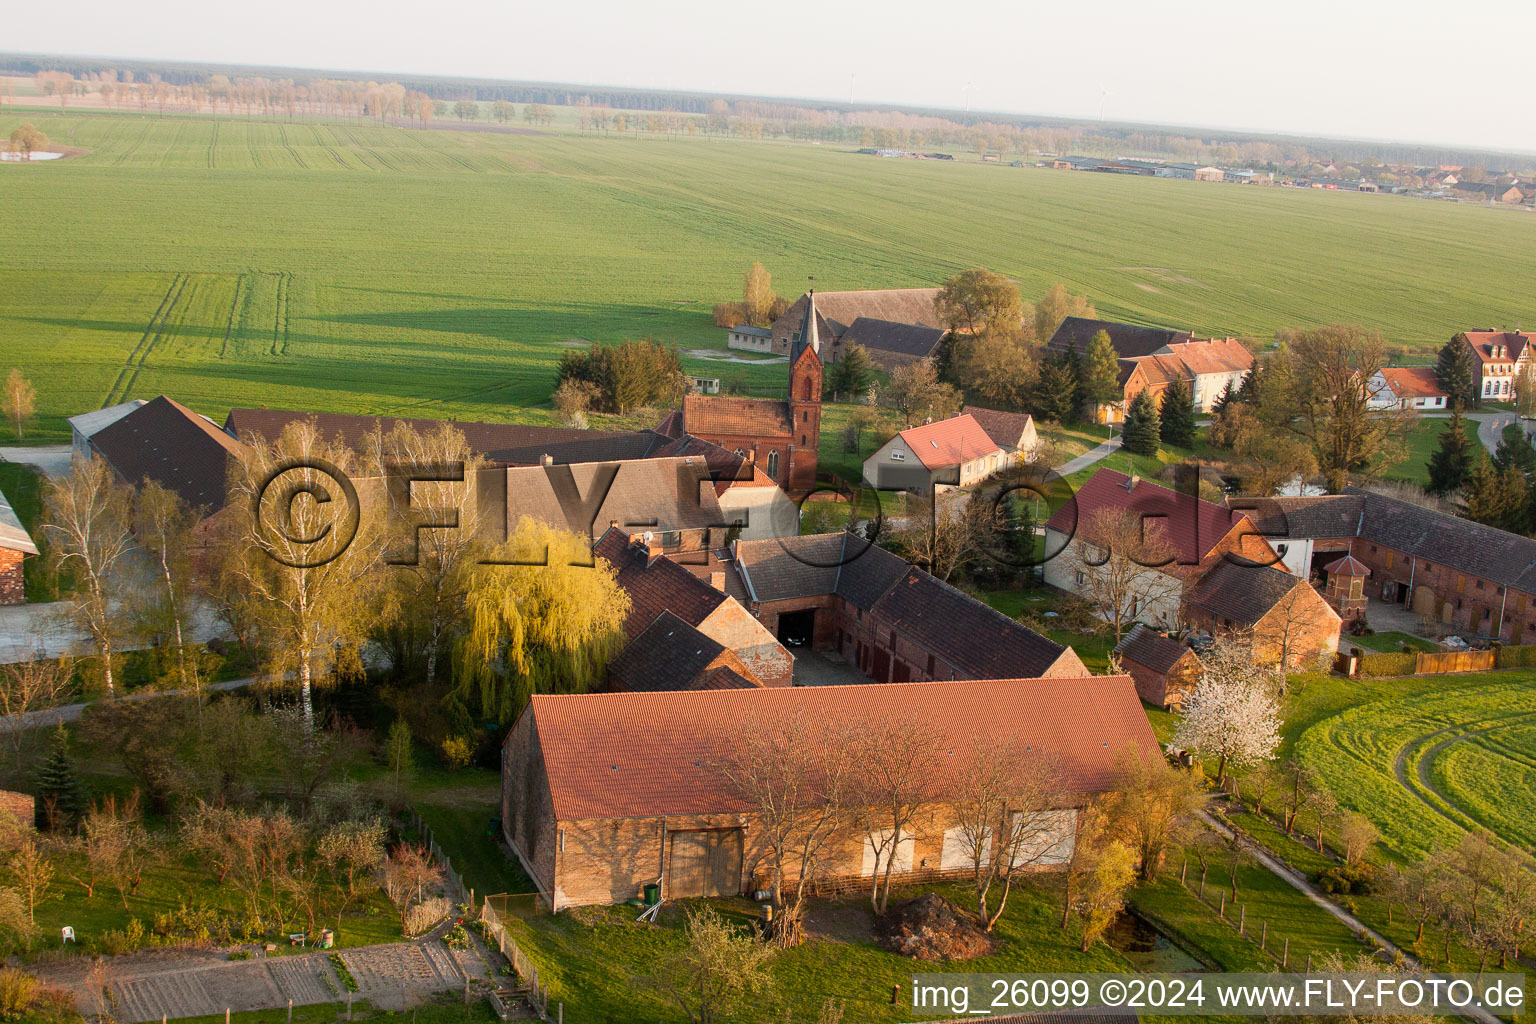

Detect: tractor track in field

[219,274,245,358]
[270,272,291,356]
[103,273,187,407]
[1391,713,1536,835]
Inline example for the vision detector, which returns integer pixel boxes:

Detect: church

[658,293,823,494]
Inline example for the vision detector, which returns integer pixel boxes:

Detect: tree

[1032,283,1095,343]
[1426,411,1475,496]
[1119,390,1160,456]
[132,481,201,692]
[42,458,134,695]
[1436,337,1476,411]
[384,719,415,801]
[1304,786,1338,854]
[0,657,73,773]
[933,269,1024,339]
[713,713,859,946]
[1493,421,1536,475]
[80,793,152,908]
[1,370,35,438]
[655,904,774,1024]
[1061,803,1134,949]
[825,343,875,399]
[8,838,56,925]
[877,359,959,427]
[947,737,1062,932]
[317,818,387,928]
[6,123,48,160]
[1460,457,1526,530]
[491,100,516,123]
[219,421,382,726]
[555,339,687,414]
[1260,326,1410,491]
[1171,650,1282,787]
[452,100,477,120]
[379,843,443,934]
[1158,377,1196,448]
[742,263,778,327]
[1065,507,1180,641]
[1081,331,1121,414]
[854,718,939,914]
[455,518,630,724]
[885,491,988,583]
[1337,811,1379,867]
[1030,355,1078,424]
[1110,745,1205,882]
[840,405,880,454]
[34,728,87,830]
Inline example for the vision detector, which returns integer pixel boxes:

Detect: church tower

[786,291,823,493]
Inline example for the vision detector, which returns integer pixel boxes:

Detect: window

[766,449,779,478]
[658,531,681,549]
[926,654,936,676]
[890,450,905,461]
[1350,579,1363,599]
[1457,575,1466,591]
[1385,551,1394,569]
[1075,570,1087,586]
[1476,580,1484,590]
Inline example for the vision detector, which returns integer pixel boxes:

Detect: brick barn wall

[698,601,794,687]
[0,549,24,605]
[1252,585,1341,668]
[0,790,35,828]
[1333,540,1534,641]
[501,716,559,902]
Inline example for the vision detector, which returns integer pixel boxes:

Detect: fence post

[1219,894,1226,919]
[288,998,293,1024]
[1180,859,1188,885]
[1261,921,1268,950]
[347,990,353,1020]
[1305,952,1312,973]
[1239,905,1246,936]
[558,1003,563,1024]
[1282,937,1289,968]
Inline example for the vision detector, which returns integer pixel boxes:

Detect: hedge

[1494,644,1536,668]
[1354,651,1418,677]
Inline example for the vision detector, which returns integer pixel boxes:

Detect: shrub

[1314,864,1380,896]
[1494,644,1536,668]
[0,969,38,1021]
[329,953,359,992]
[227,950,251,961]
[440,735,474,770]
[1355,651,1417,677]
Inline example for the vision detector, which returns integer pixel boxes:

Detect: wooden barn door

[668,829,744,898]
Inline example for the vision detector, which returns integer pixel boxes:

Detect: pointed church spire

[792,289,819,362]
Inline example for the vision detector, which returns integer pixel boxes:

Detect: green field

[1293,674,1536,859]
[3,109,1536,442]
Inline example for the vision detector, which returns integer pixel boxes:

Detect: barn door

[668,830,743,898]
[871,648,890,684]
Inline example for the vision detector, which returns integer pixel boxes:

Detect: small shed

[1322,554,1370,621]
[1114,624,1202,710]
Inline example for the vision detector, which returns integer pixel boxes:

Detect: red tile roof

[1378,367,1445,400]
[1159,338,1253,376]
[1462,331,1532,366]
[682,394,791,436]
[521,675,1158,821]
[897,414,1001,470]
[1047,468,1249,567]
[1322,554,1371,576]
[594,528,727,640]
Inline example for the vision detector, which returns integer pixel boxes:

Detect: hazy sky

[13,0,1534,154]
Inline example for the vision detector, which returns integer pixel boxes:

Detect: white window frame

[889,450,905,461]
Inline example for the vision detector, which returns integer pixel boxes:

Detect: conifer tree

[1493,422,1536,475]
[1031,356,1078,424]
[1426,411,1475,495]
[1211,380,1235,418]
[1082,331,1122,418]
[1159,377,1196,448]
[34,727,87,830]
[1064,340,1087,420]
[1435,337,1476,411]
[1121,390,1161,456]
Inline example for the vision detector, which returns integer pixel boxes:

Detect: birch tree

[854,717,939,914]
[42,458,134,695]
[132,481,201,692]
[1,370,35,438]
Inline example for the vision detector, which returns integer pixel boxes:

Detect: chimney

[541,453,554,466]
[709,571,726,591]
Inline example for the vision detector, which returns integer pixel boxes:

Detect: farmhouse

[727,532,1088,678]
[0,485,39,606]
[1045,469,1341,665]
[768,288,943,363]
[1045,317,1251,422]
[499,675,1157,909]
[962,405,1038,457]
[1457,330,1532,403]
[1247,488,1536,642]
[661,295,822,494]
[1113,624,1200,710]
[1366,367,1447,410]
[861,413,1010,496]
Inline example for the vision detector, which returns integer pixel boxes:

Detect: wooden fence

[411,811,470,907]
[1414,649,1496,674]
[1350,647,1495,677]
[482,897,560,1022]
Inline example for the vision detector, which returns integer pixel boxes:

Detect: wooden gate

[667,829,744,898]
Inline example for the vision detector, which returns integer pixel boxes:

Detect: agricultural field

[3,108,1535,441]
[1293,673,1536,859]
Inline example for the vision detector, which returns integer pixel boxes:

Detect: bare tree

[132,481,202,692]
[42,458,134,695]
[8,837,56,924]
[1337,811,1379,867]
[1,370,35,439]
[886,491,987,583]
[1064,507,1180,640]
[1110,744,1205,881]
[380,843,442,934]
[714,713,860,946]
[877,359,960,427]
[853,717,940,914]
[947,737,1063,932]
[0,657,74,769]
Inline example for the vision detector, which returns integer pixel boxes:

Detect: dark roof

[1183,560,1309,626]
[1114,623,1195,674]
[606,611,758,693]
[961,406,1036,450]
[1237,494,1366,539]
[224,408,674,466]
[870,567,1075,679]
[520,675,1159,820]
[839,317,947,358]
[594,529,728,640]
[833,539,914,610]
[1046,316,1193,359]
[732,533,910,610]
[1322,554,1371,576]
[92,396,247,511]
[503,457,729,538]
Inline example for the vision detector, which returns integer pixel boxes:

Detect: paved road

[1056,435,1122,477]
[1414,410,1521,457]
[0,445,72,478]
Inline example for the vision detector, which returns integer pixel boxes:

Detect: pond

[1106,912,1208,973]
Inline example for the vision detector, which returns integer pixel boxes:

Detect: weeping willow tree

[455,517,631,723]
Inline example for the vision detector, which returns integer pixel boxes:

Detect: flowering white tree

[1172,640,1282,786]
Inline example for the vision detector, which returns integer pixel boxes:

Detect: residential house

[962,406,1038,458]
[1241,488,1536,642]
[1046,318,1251,422]
[1045,469,1341,666]
[1453,181,1526,204]
[728,532,1088,679]
[1113,624,1201,710]
[499,675,1158,909]
[836,317,947,372]
[1367,367,1447,410]
[1457,330,1533,404]
[768,288,943,363]
[861,413,1009,495]
[660,295,822,493]
[67,400,146,460]
[0,485,39,605]
[724,324,773,354]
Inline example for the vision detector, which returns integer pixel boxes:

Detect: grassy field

[3,109,1535,442]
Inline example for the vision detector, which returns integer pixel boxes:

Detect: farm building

[1045,319,1250,422]
[0,485,39,605]
[499,675,1157,909]
[961,405,1038,458]
[67,399,146,460]
[861,414,1009,496]
[723,324,772,353]
[1180,560,1341,669]
[768,288,943,364]
[1113,625,1201,710]
[836,317,947,371]
[91,395,249,517]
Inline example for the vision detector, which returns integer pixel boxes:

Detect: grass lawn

[1378,415,1447,487]
[164,995,499,1024]
[1338,630,1438,653]
[0,461,55,601]
[4,109,1535,444]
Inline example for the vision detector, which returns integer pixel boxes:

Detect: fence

[1351,648,1495,677]
[482,896,561,1022]
[410,811,470,907]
